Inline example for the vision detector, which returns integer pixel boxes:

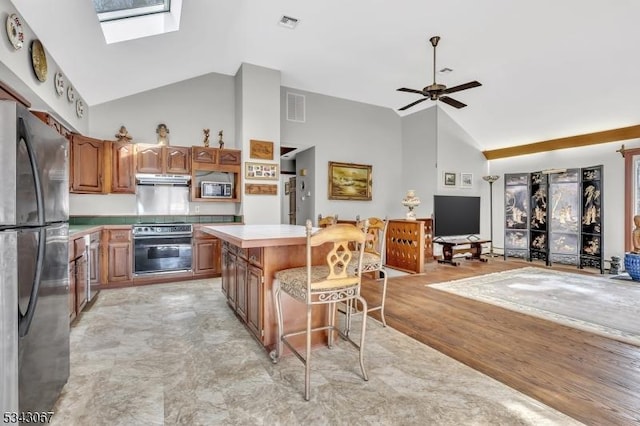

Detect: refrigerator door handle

[18,228,46,338]
[17,117,45,225]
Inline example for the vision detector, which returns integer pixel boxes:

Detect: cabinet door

[218,149,241,165]
[236,257,248,322]
[76,256,87,313]
[68,261,76,322]
[108,242,132,283]
[111,142,135,193]
[166,146,190,174]
[226,251,237,308]
[71,135,104,193]
[192,147,217,164]
[246,264,263,340]
[221,249,229,296]
[136,145,164,174]
[193,238,221,276]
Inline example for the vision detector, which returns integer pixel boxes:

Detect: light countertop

[202,224,318,248]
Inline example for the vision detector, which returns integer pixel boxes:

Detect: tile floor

[51,279,582,425]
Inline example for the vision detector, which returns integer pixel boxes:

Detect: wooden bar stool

[271,219,369,401]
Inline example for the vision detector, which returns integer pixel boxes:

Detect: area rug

[430,267,640,346]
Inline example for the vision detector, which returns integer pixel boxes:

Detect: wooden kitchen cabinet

[136,144,190,174]
[191,147,242,202]
[193,228,221,277]
[70,134,106,193]
[111,141,136,193]
[106,228,133,285]
[221,241,264,342]
[31,111,72,139]
[74,236,88,314]
[68,262,76,323]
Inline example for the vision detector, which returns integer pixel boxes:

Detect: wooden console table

[435,238,490,266]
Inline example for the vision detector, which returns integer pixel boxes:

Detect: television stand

[435,238,490,266]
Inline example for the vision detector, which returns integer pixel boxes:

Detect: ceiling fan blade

[439,96,467,109]
[398,97,428,111]
[443,81,482,94]
[397,87,425,95]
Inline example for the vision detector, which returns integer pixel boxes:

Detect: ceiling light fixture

[278,15,299,29]
[439,67,453,74]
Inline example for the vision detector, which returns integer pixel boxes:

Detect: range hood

[135,174,191,186]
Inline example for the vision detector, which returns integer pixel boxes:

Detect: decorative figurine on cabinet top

[203,128,210,147]
[156,123,170,146]
[402,189,421,221]
[218,130,224,149]
[114,125,132,142]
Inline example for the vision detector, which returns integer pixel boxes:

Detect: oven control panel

[133,223,193,236]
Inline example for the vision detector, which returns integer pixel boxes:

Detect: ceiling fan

[397,36,481,111]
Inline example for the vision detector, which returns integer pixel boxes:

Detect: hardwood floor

[360,258,640,426]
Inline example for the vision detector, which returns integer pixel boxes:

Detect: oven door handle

[133,234,193,239]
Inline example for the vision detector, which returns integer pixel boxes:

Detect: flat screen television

[433,195,481,237]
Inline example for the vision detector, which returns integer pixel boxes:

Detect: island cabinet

[136,144,190,175]
[206,225,334,354]
[105,228,133,285]
[68,235,88,323]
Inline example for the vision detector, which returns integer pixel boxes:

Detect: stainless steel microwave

[201,181,233,198]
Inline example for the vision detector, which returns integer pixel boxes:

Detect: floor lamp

[482,175,500,257]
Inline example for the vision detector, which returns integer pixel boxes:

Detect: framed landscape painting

[328,161,372,201]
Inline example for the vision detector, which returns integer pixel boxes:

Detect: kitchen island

[202,224,334,353]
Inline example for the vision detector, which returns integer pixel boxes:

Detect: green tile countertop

[68,225,103,237]
[70,215,243,226]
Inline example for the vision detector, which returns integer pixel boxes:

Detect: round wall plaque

[30,40,48,82]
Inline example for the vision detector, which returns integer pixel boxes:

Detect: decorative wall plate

[5,13,24,50]
[76,99,85,118]
[30,40,48,82]
[67,85,76,103]
[54,71,65,96]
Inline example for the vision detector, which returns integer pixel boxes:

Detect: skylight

[93,0,171,23]
[92,0,182,44]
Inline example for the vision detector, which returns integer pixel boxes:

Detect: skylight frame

[93,0,171,23]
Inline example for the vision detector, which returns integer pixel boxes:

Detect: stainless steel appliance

[0,101,70,416]
[135,174,190,216]
[133,223,193,275]
[201,180,233,198]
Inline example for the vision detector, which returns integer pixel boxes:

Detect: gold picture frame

[249,139,274,160]
[245,162,279,180]
[328,161,372,201]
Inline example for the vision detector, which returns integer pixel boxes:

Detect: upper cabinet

[111,141,136,194]
[70,134,106,193]
[136,144,190,175]
[191,147,242,202]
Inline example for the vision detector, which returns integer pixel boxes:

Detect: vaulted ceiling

[13,0,640,150]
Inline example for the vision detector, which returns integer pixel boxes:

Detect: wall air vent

[278,15,299,29]
[287,92,305,123]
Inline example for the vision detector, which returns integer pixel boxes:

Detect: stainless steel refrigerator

[0,100,70,417]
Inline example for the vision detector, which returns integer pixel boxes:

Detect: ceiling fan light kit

[397,35,481,111]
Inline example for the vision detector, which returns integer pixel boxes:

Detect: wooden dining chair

[271,219,369,401]
[317,214,338,228]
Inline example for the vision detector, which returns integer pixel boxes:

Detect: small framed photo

[444,172,457,187]
[245,162,279,180]
[461,173,473,188]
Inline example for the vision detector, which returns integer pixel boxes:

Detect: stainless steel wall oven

[133,224,193,276]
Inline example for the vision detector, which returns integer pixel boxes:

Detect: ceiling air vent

[278,15,299,29]
[287,92,305,123]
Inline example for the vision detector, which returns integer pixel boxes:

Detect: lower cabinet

[221,242,264,342]
[193,229,221,277]
[69,235,88,323]
[106,228,133,285]
[68,262,76,322]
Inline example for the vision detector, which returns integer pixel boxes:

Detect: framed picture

[444,172,457,187]
[461,173,473,188]
[328,161,372,201]
[245,162,279,180]
[249,139,274,160]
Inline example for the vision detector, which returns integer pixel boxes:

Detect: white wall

[281,86,403,221]
[74,72,238,216]
[1,4,87,133]
[236,63,281,224]
[489,141,632,261]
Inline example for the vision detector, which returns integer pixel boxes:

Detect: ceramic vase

[624,252,640,281]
